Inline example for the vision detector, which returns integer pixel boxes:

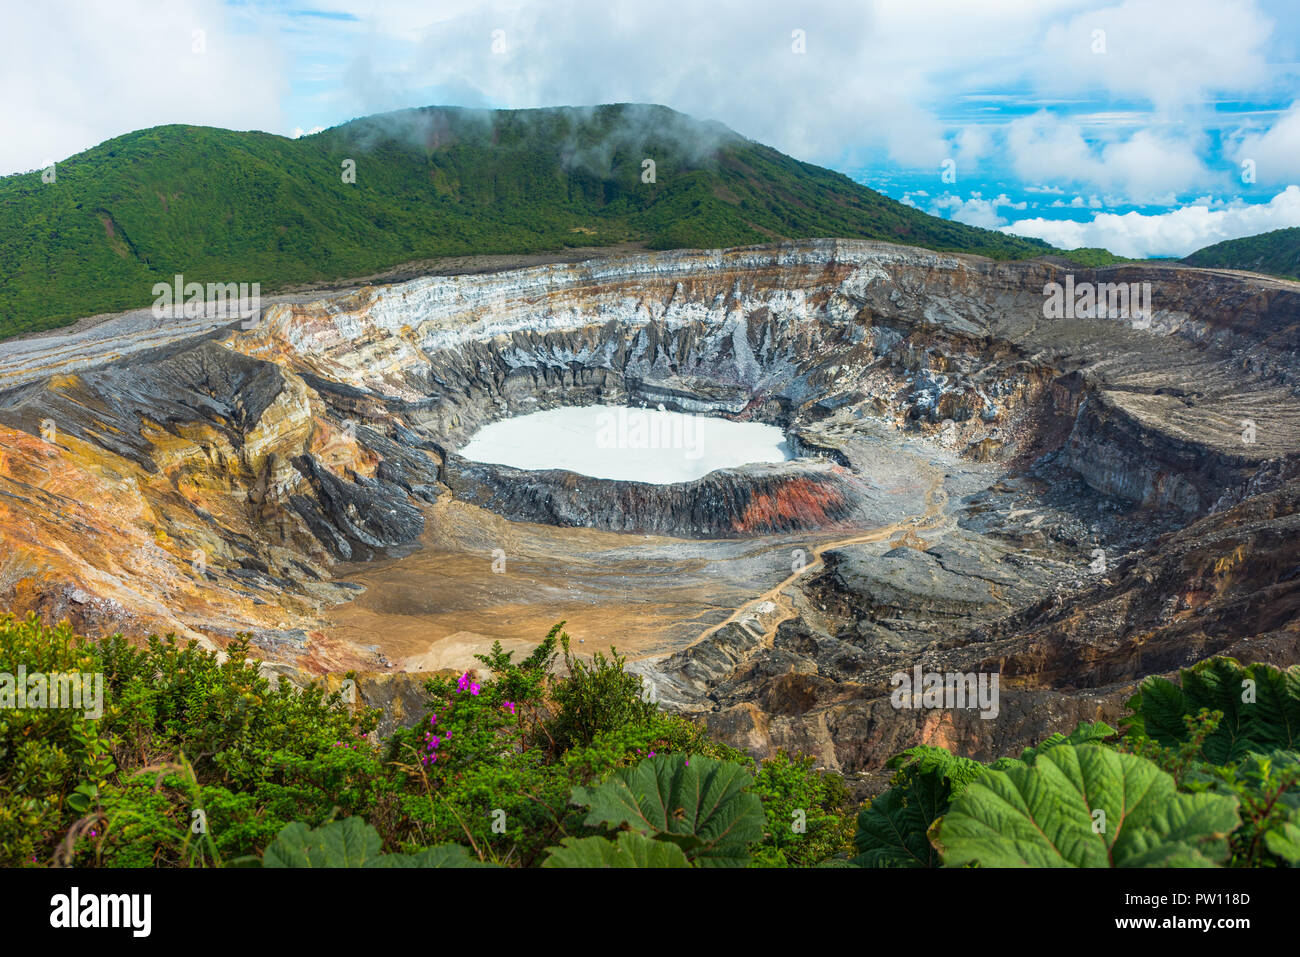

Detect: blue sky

[7,0,1300,257]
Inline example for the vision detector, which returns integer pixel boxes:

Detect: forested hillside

[1,104,1089,339]
[1183,226,1300,281]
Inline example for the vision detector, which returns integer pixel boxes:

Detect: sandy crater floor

[325,421,965,672]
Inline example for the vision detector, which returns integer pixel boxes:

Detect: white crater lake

[459,405,793,484]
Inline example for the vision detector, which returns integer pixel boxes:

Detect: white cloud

[1003,185,1300,257]
[1005,112,1212,202]
[2,0,1295,236]
[930,192,1027,229]
[1036,0,1273,112]
[1053,195,1105,209]
[1,0,285,177]
[952,125,993,165]
[1230,100,1300,185]
[278,0,1283,179]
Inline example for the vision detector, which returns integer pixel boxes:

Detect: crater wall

[0,240,1295,779]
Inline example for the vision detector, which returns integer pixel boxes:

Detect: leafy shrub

[933,745,1241,867]
[749,751,854,867]
[0,616,117,865]
[852,746,987,867]
[98,631,373,789]
[546,629,658,752]
[0,614,375,866]
[570,753,766,867]
[851,669,1300,870]
[68,760,227,868]
[1190,750,1300,867]
[263,817,490,868]
[10,610,1294,871]
[378,634,575,865]
[560,711,747,782]
[1122,658,1300,763]
[542,831,691,868]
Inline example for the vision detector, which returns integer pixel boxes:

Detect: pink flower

[503,701,516,714]
[457,673,470,692]
[470,683,481,696]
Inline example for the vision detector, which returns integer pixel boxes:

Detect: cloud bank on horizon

[6,0,1299,259]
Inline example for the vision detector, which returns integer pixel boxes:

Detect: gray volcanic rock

[443,456,870,537]
[0,238,1297,783]
[290,454,426,560]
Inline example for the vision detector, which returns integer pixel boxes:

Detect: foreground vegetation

[1,613,1295,867]
[0,104,1121,339]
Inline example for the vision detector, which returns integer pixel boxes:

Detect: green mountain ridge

[1,103,1102,339]
[1182,226,1300,281]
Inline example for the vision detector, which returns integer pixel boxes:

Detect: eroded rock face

[444,457,871,537]
[1,239,1297,785]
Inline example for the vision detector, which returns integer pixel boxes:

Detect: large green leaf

[369,845,497,868]
[541,832,692,868]
[264,818,383,867]
[990,721,1117,769]
[888,746,987,793]
[1123,658,1300,763]
[1264,811,1300,865]
[935,745,1240,867]
[852,785,944,868]
[852,747,985,868]
[850,730,1111,869]
[263,818,492,868]
[570,755,764,867]
[1187,749,1300,866]
[1189,749,1300,809]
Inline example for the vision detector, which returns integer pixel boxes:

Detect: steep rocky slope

[1,239,1296,782]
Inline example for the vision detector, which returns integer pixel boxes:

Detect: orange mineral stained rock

[733,475,847,533]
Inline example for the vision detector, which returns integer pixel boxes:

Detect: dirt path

[680,466,951,653]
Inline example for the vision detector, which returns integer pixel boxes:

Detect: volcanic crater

[2,238,1298,784]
